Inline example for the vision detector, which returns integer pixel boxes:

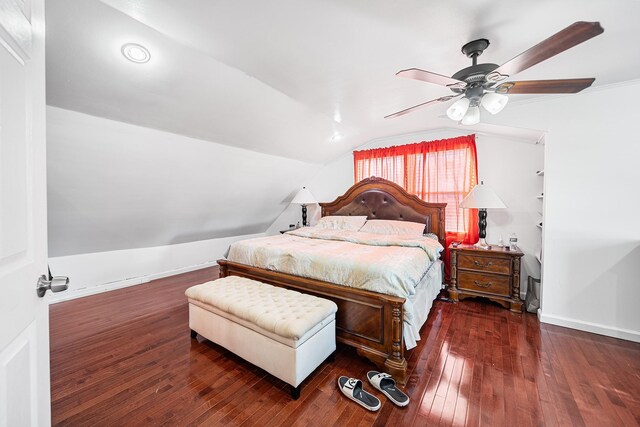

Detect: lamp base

[301,204,308,227]
[473,238,491,250]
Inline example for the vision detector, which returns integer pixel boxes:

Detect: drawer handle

[474,280,492,288]
[473,260,493,268]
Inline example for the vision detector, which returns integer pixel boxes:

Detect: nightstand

[280,227,300,234]
[448,244,524,312]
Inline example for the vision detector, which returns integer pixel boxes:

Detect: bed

[217,177,447,383]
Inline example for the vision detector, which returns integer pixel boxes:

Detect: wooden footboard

[217,259,408,384]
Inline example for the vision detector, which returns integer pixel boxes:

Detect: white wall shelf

[536,170,544,267]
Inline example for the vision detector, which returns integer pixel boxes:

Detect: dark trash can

[525,276,541,313]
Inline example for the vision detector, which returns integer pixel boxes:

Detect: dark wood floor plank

[50,266,640,426]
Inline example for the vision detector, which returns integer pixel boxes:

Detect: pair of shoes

[337,371,409,411]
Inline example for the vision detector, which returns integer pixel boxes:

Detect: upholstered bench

[185,276,337,399]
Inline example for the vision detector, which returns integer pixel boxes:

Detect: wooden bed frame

[217,177,446,384]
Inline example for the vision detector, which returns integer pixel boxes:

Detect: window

[354,134,478,241]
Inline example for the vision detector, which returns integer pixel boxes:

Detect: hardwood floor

[50,267,640,426]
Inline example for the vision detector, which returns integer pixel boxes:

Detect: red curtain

[354,135,479,280]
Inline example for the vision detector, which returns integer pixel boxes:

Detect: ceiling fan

[385,21,604,125]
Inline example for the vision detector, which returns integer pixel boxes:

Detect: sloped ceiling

[47,106,322,256]
[46,0,640,164]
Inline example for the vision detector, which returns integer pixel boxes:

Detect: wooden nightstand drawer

[458,271,510,296]
[458,254,511,274]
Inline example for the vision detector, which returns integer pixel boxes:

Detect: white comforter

[226,227,443,300]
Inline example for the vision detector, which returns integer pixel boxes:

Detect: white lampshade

[459,182,507,209]
[460,105,480,125]
[291,187,317,205]
[481,92,509,115]
[446,97,470,121]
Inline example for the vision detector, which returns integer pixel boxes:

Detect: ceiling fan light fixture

[386,22,603,122]
[481,92,509,115]
[460,105,480,125]
[446,97,470,121]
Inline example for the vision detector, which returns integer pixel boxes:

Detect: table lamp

[291,187,317,227]
[459,181,506,249]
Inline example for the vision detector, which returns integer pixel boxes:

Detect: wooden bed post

[384,301,408,384]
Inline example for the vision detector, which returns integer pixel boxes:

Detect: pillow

[359,219,426,236]
[423,232,439,241]
[315,215,367,231]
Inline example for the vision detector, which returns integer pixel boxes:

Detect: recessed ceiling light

[331,132,344,142]
[121,43,150,63]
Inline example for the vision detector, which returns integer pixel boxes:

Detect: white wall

[302,129,544,294]
[47,107,322,299]
[476,134,545,294]
[484,81,640,342]
[48,233,262,303]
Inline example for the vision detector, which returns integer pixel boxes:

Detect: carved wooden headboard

[319,177,447,248]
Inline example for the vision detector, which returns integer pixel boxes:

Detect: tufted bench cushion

[185,276,336,346]
[185,276,337,399]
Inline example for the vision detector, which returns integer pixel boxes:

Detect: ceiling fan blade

[495,78,595,94]
[397,68,467,89]
[385,95,460,119]
[491,22,604,79]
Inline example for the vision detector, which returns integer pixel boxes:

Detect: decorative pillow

[315,215,368,231]
[359,219,426,236]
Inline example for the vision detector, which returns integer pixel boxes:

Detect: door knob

[36,275,69,297]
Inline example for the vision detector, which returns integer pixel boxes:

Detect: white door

[0,0,50,425]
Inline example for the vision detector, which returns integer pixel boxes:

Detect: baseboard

[145,261,217,282]
[539,312,640,343]
[48,260,218,304]
[47,233,263,304]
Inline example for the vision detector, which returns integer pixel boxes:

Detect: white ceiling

[46,0,640,163]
